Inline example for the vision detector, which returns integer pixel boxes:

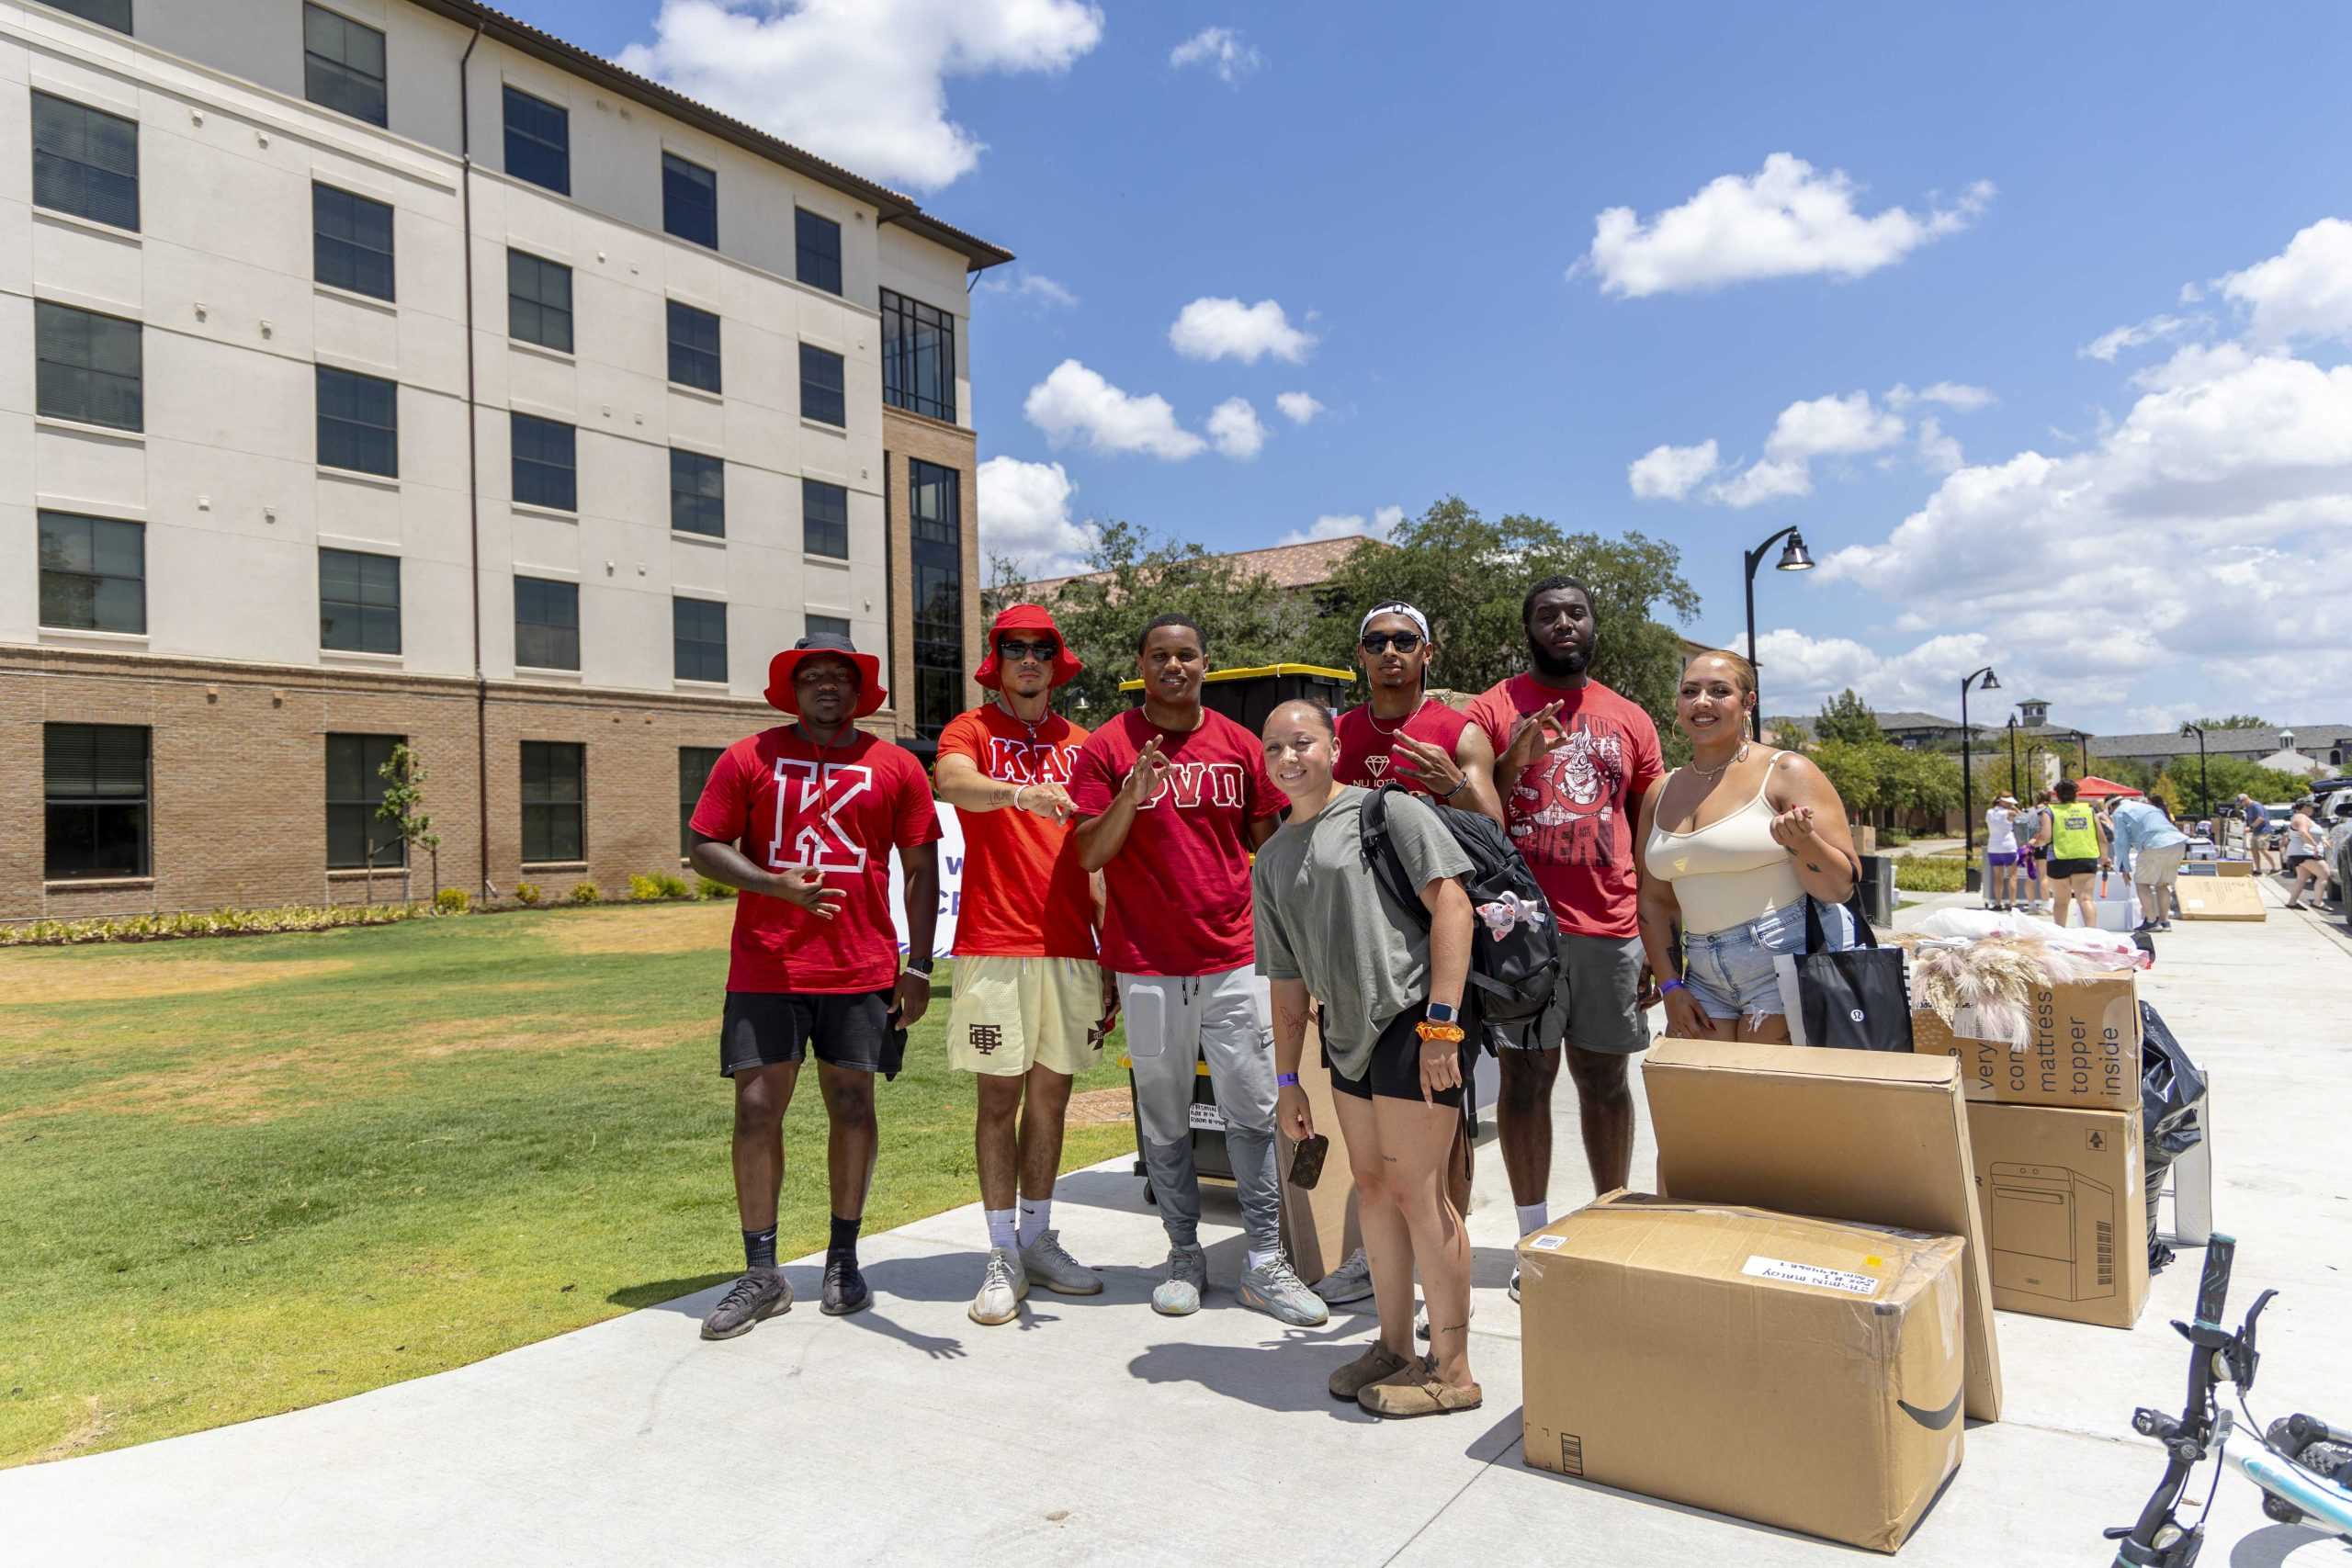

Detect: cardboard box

[1275,1027,1358,1283]
[1520,1193,1965,1553]
[1910,973,2139,1112]
[2214,859,2253,878]
[2176,878,2267,920]
[1644,1040,2003,1423]
[1965,1103,2148,1328]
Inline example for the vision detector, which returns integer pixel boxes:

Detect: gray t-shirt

[1252,786,1474,1079]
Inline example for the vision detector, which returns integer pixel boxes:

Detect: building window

[806,613,851,642]
[31,93,139,231]
[45,723,150,879]
[680,746,723,856]
[802,477,849,559]
[514,576,579,671]
[326,733,405,869]
[673,597,728,683]
[800,343,845,428]
[520,741,584,863]
[319,546,401,654]
[51,0,132,31]
[879,288,956,423]
[796,208,842,295]
[507,249,572,353]
[666,299,721,393]
[316,365,399,477]
[662,152,716,248]
[313,183,395,300]
[671,448,725,537]
[38,511,144,634]
[35,300,141,432]
[303,4,387,128]
[502,85,569,196]
[512,412,577,511]
[910,458,964,740]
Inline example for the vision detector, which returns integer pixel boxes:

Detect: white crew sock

[1017,1194,1052,1247]
[1516,1201,1550,1237]
[984,1208,1018,1252]
[1246,1247,1279,1272]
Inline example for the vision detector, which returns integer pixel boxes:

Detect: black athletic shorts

[1323,1006,1468,1110]
[2047,857,2100,880]
[719,989,898,1077]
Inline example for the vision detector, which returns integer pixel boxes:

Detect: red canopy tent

[2072,775,2144,799]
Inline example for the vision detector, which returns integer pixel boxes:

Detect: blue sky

[514,2,2352,739]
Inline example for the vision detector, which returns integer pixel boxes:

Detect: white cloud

[979,271,1080,309]
[2129,341,2256,392]
[1579,153,1994,298]
[1278,504,1405,547]
[2080,313,2197,362]
[1274,390,1325,425]
[1744,628,2000,720]
[1763,390,1906,460]
[1628,439,1720,501]
[1168,297,1317,364]
[1205,397,1268,460]
[1886,381,1996,412]
[2219,218,2352,344]
[1711,457,1815,509]
[1916,415,1963,474]
[1022,360,1204,459]
[2178,282,2205,305]
[616,0,1103,193]
[1169,25,1262,85]
[977,457,1094,577]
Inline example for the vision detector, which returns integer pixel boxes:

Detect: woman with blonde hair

[1635,650,1865,1041]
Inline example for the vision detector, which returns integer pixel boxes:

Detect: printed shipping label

[1742,1255,1882,1297]
[1528,1235,1566,1251]
[1187,1101,1226,1132]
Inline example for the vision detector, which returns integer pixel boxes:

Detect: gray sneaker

[967,1247,1028,1326]
[701,1268,792,1340]
[1151,1243,1208,1315]
[1311,1247,1374,1306]
[1239,1257,1330,1327]
[1020,1229,1102,1296]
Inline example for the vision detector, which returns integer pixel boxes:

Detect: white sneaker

[1311,1247,1374,1305]
[1152,1244,1208,1316]
[967,1247,1028,1325]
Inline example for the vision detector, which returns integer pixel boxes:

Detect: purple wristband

[1276,1072,1300,1089]
[1657,978,1687,996]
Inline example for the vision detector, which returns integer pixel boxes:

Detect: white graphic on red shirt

[1138,761,1245,809]
[1510,725,1625,868]
[767,759,873,873]
[986,737,1078,784]
[1364,753,1390,778]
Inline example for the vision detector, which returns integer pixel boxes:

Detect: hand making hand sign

[1123,735,1171,807]
[764,864,845,920]
[1499,698,1575,774]
[1390,734,1464,798]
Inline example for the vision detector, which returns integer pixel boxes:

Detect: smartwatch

[905,955,936,976]
[1424,1000,1459,1025]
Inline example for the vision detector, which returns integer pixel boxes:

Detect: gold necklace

[1688,741,1749,784]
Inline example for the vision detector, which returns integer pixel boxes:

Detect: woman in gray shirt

[1256,700,1482,1418]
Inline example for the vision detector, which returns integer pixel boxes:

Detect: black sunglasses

[998,638,1060,661]
[1361,631,1424,653]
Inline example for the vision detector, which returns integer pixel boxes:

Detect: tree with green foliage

[2163,754,2314,819]
[1809,740,1883,818]
[1815,688,1885,748]
[1879,745,1962,822]
[2190,715,2271,730]
[377,743,442,904]
[1769,719,1810,751]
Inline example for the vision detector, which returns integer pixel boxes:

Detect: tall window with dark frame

[501,85,569,195]
[909,459,965,740]
[670,449,725,537]
[673,597,728,683]
[302,4,387,128]
[796,209,842,295]
[316,365,398,477]
[325,732,406,869]
[679,746,723,856]
[520,742,585,863]
[39,511,144,634]
[45,723,150,880]
[801,477,849,559]
[31,93,139,231]
[511,412,577,511]
[666,299,721,393]
[506,249,572,353]
[318,547,401,654]
[662,152,716,248]
[35,300,141,431]
[51,0,132,31]
[513,576,579,671]
[879,289,956,423]
[799,343,845,427]
[313,183,394,300]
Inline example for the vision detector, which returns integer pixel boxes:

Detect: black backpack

[1358,784,1562,1030]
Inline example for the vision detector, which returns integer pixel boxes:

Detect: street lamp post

[1960,665,2001,893]
[1742,526,1815,741]
[2181,722,2209,818]
[2007,715,2020,796]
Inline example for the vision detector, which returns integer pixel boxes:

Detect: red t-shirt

[1464,675,1663,939]
[1334,697,1472,795]
[1068,707,1286,976]
[934,705,1096,961]
[688,727,942,994]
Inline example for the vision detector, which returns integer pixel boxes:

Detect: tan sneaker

[1327,1341,1419,1401]
[1359,1376,1484,1419]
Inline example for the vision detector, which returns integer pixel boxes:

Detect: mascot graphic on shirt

[1510,723,1625,867]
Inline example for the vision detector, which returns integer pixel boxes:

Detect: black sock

[827,1214,861,1263]
[743,1225,777,1272]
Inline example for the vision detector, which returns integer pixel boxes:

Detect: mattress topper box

[1644,1039,2003,1423]
[1965,1102,2149,1329]
[1519,1192,1965,1554]
[1910,973,2139,1112]
[2176,878,2267,920]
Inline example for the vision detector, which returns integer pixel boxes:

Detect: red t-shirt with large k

[934,705,1096,960]
[689,727,942,994]
[1069,707,1286,976]
[1464,675,1664,940]
[1334,696,1472,795]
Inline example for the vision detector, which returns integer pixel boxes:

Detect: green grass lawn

[0,904,1138,1467]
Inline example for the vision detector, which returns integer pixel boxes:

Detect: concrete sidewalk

[7,886,2350,1565]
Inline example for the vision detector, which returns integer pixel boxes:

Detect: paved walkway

[7,886,2350,1565]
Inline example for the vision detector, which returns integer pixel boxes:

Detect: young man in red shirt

[932,604,1114,1325]
[686,635,942,1337]
[1069,614,1328,1327]
[1464,577,1663,1297]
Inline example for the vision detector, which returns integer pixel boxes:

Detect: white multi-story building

[1,0,1008,917]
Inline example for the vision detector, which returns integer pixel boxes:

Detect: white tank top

[1644,767,1804,936]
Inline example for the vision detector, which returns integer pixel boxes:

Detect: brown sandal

[1358,1375,1484,1418]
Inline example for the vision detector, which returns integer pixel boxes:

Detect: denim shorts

[1679,900,1856,1024]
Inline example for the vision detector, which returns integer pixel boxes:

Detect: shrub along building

[4,0,1006,919]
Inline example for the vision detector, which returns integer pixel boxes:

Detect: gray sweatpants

[1120,965,1281,1255]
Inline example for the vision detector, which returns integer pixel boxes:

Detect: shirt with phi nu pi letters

[934,705,1096,961]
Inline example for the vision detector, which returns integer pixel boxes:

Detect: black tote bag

[1792,894,1914,1052]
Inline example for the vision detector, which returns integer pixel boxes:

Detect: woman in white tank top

[1634,651,1866,1043]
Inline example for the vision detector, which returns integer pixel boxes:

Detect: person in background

[2237,794,2276,874]
[2109,793,2189,934]
[2283,798,2329,910]
[2015,790,2052,913]
[2035,779,2111,928]
[1984,793,2020,911]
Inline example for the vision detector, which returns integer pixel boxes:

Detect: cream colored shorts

[945,955,1107,1077]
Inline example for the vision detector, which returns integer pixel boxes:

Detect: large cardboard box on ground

[1274,1026,1356,1283]
[1519,1193,1965,1553]
[1965,1103,2149,1328]
[1909,974,2140,1112]
[2176,877,2267,921]
[2214,859,2253,877]
[1644,1040,2003,1423]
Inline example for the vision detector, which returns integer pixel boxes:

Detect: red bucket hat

[764,633,888,719]
[974,603,1081,690]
